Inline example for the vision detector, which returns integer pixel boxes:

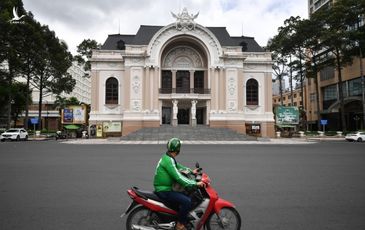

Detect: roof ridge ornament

[171,7,199,31]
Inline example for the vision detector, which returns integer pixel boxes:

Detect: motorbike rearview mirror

[195,162,200,169]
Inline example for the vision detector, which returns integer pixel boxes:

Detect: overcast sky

[22,0,308,55]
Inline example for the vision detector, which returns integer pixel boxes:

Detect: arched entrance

[159,36,210,126]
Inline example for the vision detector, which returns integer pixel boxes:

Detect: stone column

[148,67,153,111]
[172,70,177,93]
[153,66,159,111]
[191,100,197,127]
[172,99,178,126]
[190,70,195,93]
[215,68,219,110]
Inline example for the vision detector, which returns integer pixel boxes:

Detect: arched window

[246,79,258,105]
[105,77,118,104]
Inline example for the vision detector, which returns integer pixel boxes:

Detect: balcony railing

[159,88,211,94]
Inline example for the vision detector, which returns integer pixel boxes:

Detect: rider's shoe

[175,222,187,230]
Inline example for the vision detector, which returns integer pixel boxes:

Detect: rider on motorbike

[154,137,205,230]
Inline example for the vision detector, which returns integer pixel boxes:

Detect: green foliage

[269,0,365,132]
[54,96,81,109]
[10,82,32,122]
[74,39,101,74]
[0,0,76,128]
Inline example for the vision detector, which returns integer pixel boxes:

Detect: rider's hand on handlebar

[197,181,206,188]
[192,168,202,175]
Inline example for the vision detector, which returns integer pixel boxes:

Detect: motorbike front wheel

[206,207,242,230]
[126,206,161,230]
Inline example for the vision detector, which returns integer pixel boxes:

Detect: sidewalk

[59,136,346,145]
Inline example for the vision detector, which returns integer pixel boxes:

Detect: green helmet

[167,137,181,153]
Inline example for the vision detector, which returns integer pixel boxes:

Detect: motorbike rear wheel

[206,207,241,230]
[126,206,161,230]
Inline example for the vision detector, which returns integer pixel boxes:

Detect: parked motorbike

[55,131,67,140]
[121,163,242,230]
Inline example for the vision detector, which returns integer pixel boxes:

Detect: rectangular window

[161,70,172,90]
[194,71,204,93]
[323,84,337,101]
[348,77,362,96]
[320,66,335,81]
[310,93,316,102]
[323,84,337,110]
[176,71,190,93]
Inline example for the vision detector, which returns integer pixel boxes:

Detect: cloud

[22,0,308,54]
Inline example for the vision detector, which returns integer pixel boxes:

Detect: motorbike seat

[132,187,164,202]
[132,187,179,211]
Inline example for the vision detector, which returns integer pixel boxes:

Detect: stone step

[120,125,256,141]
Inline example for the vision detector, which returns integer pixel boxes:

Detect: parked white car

[345,131,365,142]
[0,128,28,141]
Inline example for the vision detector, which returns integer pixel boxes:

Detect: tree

[74,39,100,76]
[1,0,76,130]
[10,82,32,127]
[54,96,80,110]
[29,25,75,130]
[278,16,306,109]
[18,13,46,129]
[267,36,289,106]
[269,15,327,131]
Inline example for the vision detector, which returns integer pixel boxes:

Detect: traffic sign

[320,119,328,126]
[30,118,39,124]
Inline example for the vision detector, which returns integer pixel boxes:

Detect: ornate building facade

[90,9,275,137]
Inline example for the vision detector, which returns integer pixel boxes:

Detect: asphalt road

[0,140,364,230]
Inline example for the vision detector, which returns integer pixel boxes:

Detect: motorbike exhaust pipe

[131,224,156,230]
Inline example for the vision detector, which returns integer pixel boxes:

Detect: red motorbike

[121,163,242,230]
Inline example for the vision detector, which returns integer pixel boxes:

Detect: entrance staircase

[120,125,256,141]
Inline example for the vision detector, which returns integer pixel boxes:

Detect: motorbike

[121,163,242,230]
[55,130,67,140]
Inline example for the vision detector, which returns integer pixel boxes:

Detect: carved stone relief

[228,101,236,112]
[132,75,141,95]
[171,8,199,31]
[147,24,222,66]
[227,77,236,96]
[132,100,141,112]
[163,46,203,68]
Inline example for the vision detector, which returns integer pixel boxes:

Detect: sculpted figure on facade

[191,100,197,119]
[172,99,178,119]
[171,7,199,31]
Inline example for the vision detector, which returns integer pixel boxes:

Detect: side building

[306,0,365,131]
[89,8,275,137]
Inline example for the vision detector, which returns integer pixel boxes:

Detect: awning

[64,124,80,130]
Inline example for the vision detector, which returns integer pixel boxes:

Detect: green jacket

[153,153,197,192]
